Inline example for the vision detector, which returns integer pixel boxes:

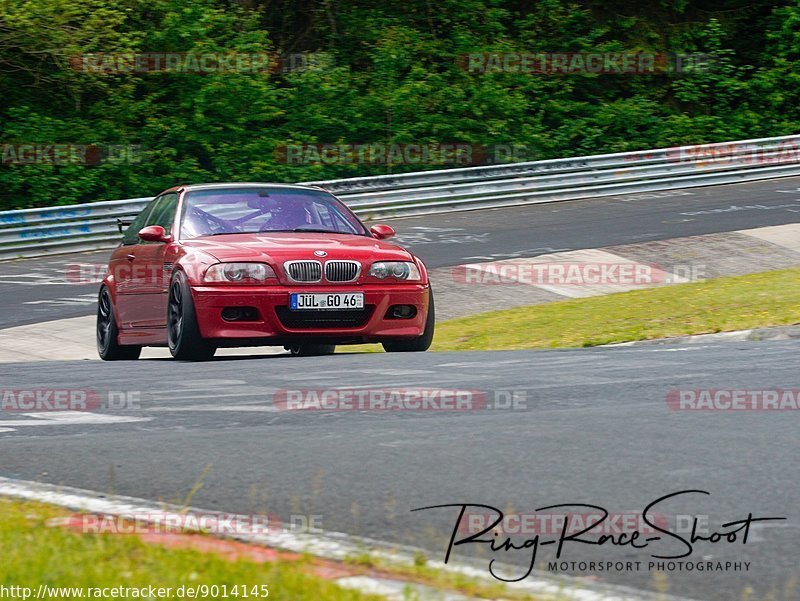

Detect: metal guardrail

[1,134,799,260]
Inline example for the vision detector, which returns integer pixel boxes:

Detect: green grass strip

[432,267,800,351]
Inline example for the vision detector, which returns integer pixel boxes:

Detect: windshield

[179,187,368,239]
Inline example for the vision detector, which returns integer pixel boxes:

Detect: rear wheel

[287,343,336,357]
[382,288,435,353]
[97,287,141,361]
[167,271,216,361]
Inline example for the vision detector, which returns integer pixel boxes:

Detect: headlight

[204,263,276,283]
[368,261,421,281]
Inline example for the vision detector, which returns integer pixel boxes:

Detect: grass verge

[432,267,800,351]
[0,497,376,600]
[0,497,549,600]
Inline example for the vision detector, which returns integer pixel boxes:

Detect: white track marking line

[18,294,96,304]
[0,411,151,428]
[146,404,279,413]
[3,281,75,286]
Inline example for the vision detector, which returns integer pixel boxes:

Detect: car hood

[181,232,415,264]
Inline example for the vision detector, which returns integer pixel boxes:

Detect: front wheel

[167,271,216,361]
[97,287,141,361]
[382,288,435,353]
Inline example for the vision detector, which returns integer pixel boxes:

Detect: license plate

[290,293,364,310]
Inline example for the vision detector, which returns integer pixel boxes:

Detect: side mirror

[138,225,171,243]
[370,224,396,240]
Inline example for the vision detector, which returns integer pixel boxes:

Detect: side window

[121,200,158,246]
[312,201,334,228]
[315,199,358,233]
[146,193,179,233]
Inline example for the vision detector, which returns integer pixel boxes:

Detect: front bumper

[191,283,429,344]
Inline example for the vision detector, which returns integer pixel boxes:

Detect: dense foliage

[0,0,798,209]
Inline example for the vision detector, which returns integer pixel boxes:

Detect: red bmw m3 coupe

[97,183,434,360]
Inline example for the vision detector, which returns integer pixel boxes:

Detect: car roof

[159,182,325,195]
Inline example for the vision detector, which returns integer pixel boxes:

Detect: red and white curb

[0,477,699,601]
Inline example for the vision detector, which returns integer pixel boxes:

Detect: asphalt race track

[2,175,800,328]
[0,342,798,601]
[1,178,799,600]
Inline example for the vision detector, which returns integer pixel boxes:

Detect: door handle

[126,254,136,261]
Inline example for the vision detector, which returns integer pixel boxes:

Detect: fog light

[221,307,259,322]
[386,305,417,319]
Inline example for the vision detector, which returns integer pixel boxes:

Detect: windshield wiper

[290,227,338,233]
[257,227,341,234]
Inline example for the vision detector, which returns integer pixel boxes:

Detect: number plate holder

[290,293,365,310]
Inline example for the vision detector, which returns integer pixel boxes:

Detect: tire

[97,286,142,361]
[167,271,216,361]
[382,287,435,353]
[287,343,336,357]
